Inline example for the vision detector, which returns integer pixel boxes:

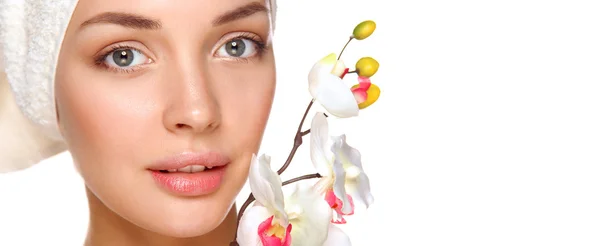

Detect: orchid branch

[282,173,323,186]
[277,99,314,175]
[337,37,354,60]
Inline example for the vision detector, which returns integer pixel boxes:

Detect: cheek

[210,63,275,202]
[216,63,276,154]
[55,67,160,173]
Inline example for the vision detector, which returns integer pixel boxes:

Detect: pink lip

[148,152,231,197]
[149,152,230,170]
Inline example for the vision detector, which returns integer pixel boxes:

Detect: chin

[85,173,239,239]
[122,186,239,238]
[147,201,235,238]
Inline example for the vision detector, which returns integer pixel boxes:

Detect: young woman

[1,0,278,245]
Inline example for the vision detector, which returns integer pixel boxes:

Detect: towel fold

[0,0,277,173]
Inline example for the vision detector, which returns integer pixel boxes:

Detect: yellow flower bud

[355,57,379,78]
[352,20,376,40]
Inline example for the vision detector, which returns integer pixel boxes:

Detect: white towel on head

[0,0,80,173]
[0,0,277,173]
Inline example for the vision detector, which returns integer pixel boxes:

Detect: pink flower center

[325,189,355,224]
[357,76,372,88]
[351,76,372,104]
[258,216,292,246]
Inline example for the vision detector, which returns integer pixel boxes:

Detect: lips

[157,165,217,173]
[149,151,230,170]
[148,152,231,197]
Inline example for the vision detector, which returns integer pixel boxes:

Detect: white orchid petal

[310,112,334,177]
[308,53,337,98]
[314,73,360,118]
[332,157,351,214]
[354,171,375,208]
[331,135,375,208]
[343,170,375,210]
[307,54,359,118]
[285,183,332,246]
[313,176,333,195]
[322,224,352,246]
[237,205,272,246]
[333,135,365,170]
[248,154,288,225]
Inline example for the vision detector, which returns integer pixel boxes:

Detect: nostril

[176,123,187,129]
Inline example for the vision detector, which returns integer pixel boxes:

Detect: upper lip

[148,151,231,170]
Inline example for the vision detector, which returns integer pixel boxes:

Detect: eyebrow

[80,12,162,30]
[212,2,268,26]
[79,2,267,30]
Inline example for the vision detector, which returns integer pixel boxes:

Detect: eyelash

[93,32,268,74]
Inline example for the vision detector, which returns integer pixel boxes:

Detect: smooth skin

[54,0,276,245]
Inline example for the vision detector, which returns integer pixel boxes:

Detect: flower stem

[338,37,354,60]
[282,173,323,186]
[276,99,315,175]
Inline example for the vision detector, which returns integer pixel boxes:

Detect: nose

[162,70,221,135]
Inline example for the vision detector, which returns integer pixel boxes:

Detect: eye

[104,48,150,69]
[216,38,258,58]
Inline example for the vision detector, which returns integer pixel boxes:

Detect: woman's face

[55,0,275,237]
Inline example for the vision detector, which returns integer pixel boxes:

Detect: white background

[2,0,600,245]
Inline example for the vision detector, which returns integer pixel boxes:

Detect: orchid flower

[237,154,290,246]
[284,183,351,246]
[237,154,347,246]
[310,112,375,224]
[308,53,360,118]
[308,53,381,118]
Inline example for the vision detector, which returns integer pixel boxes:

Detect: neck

[83,188,238,246]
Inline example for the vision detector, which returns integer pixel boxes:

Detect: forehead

[71,0,271,27]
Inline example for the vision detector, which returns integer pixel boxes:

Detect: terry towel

[0,0,79,173]
[0,0,277,173]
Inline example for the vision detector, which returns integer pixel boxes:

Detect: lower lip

[150,166,227,197]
